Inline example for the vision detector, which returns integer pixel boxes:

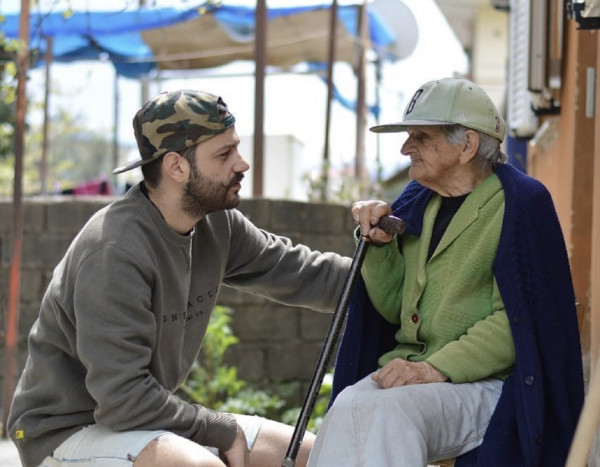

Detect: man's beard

[181,166,244,218]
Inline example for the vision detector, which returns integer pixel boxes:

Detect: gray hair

[441,125,507,173]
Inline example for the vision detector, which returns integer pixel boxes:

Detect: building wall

[0,196,356,416]
[527,17,596,382]
[472,7,508,110]
[457,4,600,460]
[526,16,599,465]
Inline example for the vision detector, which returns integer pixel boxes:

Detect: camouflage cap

[113,90,236,174]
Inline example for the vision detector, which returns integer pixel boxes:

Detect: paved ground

[0,438,21,466]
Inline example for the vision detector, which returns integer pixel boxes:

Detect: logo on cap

[405,89,424,116]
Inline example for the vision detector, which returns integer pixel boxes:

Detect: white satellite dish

[370,0,419,60]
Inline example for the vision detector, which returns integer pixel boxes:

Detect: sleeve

[360,236,406,324]
[426,277,516,383]
[222,210,351,312]
[73,245,238,452]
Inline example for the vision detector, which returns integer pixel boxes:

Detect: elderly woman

[307,78,584,467]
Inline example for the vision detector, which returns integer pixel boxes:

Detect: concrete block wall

[0,196,356,415]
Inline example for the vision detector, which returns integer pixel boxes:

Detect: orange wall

[527,21,596,375]
[593,33,600,372]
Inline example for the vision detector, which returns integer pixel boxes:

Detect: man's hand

[351,200,393,245]
[220,424,250,467]
[371,359,448,388]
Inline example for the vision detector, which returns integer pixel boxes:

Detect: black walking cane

[282,215,406,467]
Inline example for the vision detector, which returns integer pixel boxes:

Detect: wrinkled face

[181,127,250,217]
[400,126,462,192]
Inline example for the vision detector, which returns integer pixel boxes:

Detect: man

[308,78,584,466]
[8,90,351,467]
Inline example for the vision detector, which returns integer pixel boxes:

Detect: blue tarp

[0,3,396,79]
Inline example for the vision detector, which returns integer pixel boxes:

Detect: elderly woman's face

[400,126,463,193]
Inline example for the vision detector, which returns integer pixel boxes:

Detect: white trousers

[307,375,503,467]
[39,414,263,466]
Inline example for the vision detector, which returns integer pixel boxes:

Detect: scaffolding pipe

[253,0,267,198]
[41,36,52,195]
[354,1,369,197]
[3,0,30,438]
[321,0,339,202]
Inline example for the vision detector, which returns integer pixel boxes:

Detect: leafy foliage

[280,372,333,433]
[179,306,332,433]
[0,36,18,161]
[178,306,285,420]
[0,99,115,196]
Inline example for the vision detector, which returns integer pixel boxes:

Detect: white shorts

[39,414,264,466]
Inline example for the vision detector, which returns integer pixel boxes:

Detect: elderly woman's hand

[371,359,448,388]
[351,200,394,245]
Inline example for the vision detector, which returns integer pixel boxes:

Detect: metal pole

[354,1,368,198]
[139,0,149,105]
[3,0,30,438]
[282,239,369,467]
[281,216,405,467]
[253,0,267,198]
[321,0,339,202]
[41,36,53,195]
[113,70,120,190]
[374,53,383,185]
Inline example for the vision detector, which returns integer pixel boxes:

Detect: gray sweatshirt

[8,183,351,467]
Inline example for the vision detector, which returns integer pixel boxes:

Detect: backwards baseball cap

[370,78,505,141]
[113,90,236,174]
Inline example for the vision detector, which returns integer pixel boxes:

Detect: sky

[2,0,468,198]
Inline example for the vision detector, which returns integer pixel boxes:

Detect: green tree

[0,35,18,160]
[0,99,115,196]
[38,108,113,192]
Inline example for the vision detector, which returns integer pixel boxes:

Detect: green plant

[179,305,334,433]
[281,372,333,433]
[179,306,285,420]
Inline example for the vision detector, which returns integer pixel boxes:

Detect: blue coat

[331,163,584,466]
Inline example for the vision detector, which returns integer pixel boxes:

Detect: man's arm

[74,245,238,452]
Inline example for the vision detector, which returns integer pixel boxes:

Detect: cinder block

[1,234,15,266]
[271,201,347,235]
[238,199,272,229]
[0,203,12,233]
[23,201,46,233]
[0,268,6,306]
[302,233,354,256]
[18,303,41,338]
[218,286,269,307]
[231,306,299,341]
[21,233,70,268]
[266,342,323,380]
[47,199,109,233]
[224,344,266,383]
[300,310,333,340]
[19,269,45,303]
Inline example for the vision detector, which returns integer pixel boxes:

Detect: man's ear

[162,151,189,183]
[459,130,480,164]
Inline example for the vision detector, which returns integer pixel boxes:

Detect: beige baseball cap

[370,78,505,141]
